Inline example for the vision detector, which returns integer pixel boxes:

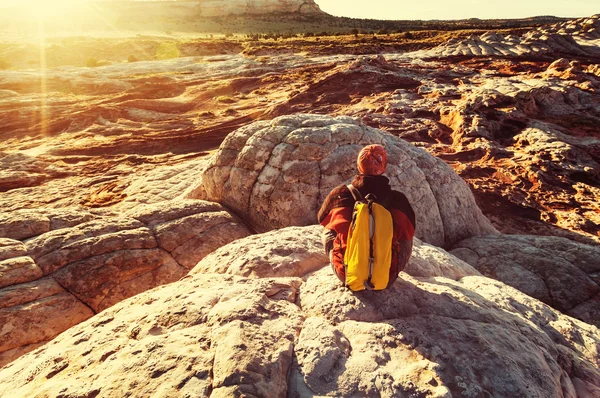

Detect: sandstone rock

[192,225,479,282]
[422,15,600,59]
[0,277,94,367]
[451,234,600,327]
[197,0,322,17]
[0,239,26,262]
[0,274,304,398]
[196,114,497,248]
[118,159,208,210]
[1,230,598,397]
[54,248,186,312]
[0,200,251,366]
[0,211,50,241]
[192,225,327,278]
[0,256,43,289]
[404,237,480,280]
[126,200,252,268]
[296,269,600,397]
[25,218,155,275]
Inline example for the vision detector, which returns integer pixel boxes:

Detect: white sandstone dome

[194,114,497,248]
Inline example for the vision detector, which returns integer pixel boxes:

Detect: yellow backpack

[344,184,394,291]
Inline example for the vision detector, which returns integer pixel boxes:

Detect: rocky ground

[0,12,599,398]
[1,15,599,243]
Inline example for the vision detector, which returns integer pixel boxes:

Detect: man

[317,144,416,288]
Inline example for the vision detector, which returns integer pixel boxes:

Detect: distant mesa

[195,0,324,17]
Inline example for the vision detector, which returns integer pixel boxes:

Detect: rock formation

[1,18,599,242]
[1,12,600,395]
[451,234,600,327]
[194,113,497,248]
[197,0,323,16]
[0,200,250,367]
[0,225,598,397]
[422,15,600,58]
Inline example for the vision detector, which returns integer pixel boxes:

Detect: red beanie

[357,144,388,175]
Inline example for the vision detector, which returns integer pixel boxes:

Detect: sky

[315,0,599,20]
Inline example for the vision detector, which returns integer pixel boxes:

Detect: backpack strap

[347,184,376,291]
[346,184,364,202]
[365,200,376,291]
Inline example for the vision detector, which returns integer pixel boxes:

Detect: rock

[25,217,155,275]
[0,239,26,261]
[0,211,50,241]
[53,248,185,312]
[117,159,209,210]
[404,238,480,280]
[198,0,323,16]
[0,277,94,368]
[0,256,43,289]
[421,15,600,59]
[192,225,327,278]
[196,114,497,248]
[0,274,304,398]
[295,269,600,397]
[192,225,479,281]
[451,234,600,327]
[126,200,252,269]
[0,200,251,366]
[1,229,598,397]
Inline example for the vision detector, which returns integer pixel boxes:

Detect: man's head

[357,144,388,176]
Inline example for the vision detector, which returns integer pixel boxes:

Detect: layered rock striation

[0,200,250,367]
[422,15,600,58]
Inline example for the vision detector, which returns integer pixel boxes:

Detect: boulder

[0,200,251,367]
[451,234,600,327]
[0,274,304,398]
[194,114,497,248]
[192,225,479,281]
[191,225,328,278]
[126,200,251,269]
[295,270,600,397]
[1,227,598,397]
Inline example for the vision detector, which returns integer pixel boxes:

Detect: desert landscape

[0,0,599,397]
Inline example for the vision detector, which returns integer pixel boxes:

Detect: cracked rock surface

[194,113,497,248]
[0,199,250,367]
[451,234,600,328]
[1,225,598,397]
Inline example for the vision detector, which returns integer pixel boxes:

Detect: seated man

[318,144,416,288]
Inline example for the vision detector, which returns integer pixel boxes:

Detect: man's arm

[388,190,416,284]
[318,185,354,224]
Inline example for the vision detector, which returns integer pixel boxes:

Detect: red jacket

[318,174,416,286]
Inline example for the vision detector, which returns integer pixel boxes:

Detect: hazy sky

[315,0,599,20]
